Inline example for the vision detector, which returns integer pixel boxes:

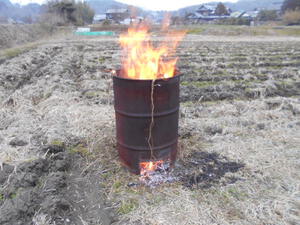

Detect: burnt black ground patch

[125,151,245,189]
[175,152,245,189]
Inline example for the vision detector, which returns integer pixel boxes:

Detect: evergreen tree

[257,10,278,21]
[215,2,229,16]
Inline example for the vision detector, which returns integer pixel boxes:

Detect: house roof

[198,5,215,11]
[242,11,259,18]
[106,8,128,14]
[94,14,106,20]
[230,11,246,18]
[188,12,229,20]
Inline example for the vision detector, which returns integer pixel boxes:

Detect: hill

[177,0,284,15]
[0,0,13,18]
[87,0,128,14]
[0,0,44,22]
[228,0,284,11]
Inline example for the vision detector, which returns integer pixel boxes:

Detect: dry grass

[0,24,71,50]
[183,24,300,37]
[0,43,38,61]
[32,213,52,225]
[98,97,300,225]
[0,34,299,225]
[283,10,300,26]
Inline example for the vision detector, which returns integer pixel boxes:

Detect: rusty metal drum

[113,72,180,174]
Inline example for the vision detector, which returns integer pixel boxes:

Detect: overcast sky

[10,0,45,5]
[10,0,238,10]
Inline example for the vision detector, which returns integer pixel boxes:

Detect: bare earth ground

[0,34,300,225]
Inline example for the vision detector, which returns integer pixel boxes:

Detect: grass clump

[181,101,194,107]
[99,57,106,63]
[0,43,38,60]
[113,181,122,189]
[84,91,102,99]
[3,48,23,58]
[68,144,90,157]
[9,192,17,199]
[50,140,65,148]
[227,187,249,201]
[187,27,205,34]
[118,199,139,215]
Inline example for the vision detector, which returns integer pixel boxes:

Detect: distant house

[93,14,106,24]
[106,8,130,23]
[186,4,231,23]
[7,18,15,24]
[230,11,246,18]
[5,18,24,24]
[230,10,259,20]
[120,17,143,25]
[242,11,259,20]
[196,5,215,16]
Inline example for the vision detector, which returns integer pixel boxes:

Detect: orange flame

[140,160,164,175]
[119,22,185,80]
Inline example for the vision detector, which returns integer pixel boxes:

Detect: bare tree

[282,0,300,13]
[46,0,94,25]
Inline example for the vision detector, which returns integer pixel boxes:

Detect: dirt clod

[0,163,14,185]
[0,147,114,225]
[9,138,28,147]
[204,125,223,135]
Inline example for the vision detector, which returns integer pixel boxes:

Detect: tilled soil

[0,38,119,224]
[178,39,300,102]
[0,35,300,225]
[0,143,114,225]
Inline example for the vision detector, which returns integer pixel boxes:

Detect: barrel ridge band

[115,107,179,118]
[117,139,178,151]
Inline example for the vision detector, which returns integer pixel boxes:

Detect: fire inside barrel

[113,21,185,176]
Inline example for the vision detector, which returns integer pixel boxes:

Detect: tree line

[211,0,300,25]
[43,0,300,26]
[281,0,300,25]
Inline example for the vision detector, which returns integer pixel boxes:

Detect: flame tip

[119,21,185,80]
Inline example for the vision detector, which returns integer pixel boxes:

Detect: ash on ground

[139,161,178,187]
[136,152,245,189]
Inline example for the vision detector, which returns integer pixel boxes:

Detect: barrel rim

[113,69,181,81]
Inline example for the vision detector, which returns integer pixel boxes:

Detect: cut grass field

[184,24,300,36]
[0,34,299,224]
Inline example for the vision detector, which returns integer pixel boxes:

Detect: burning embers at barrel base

[113,19,185,185]
[140,160,165,176]
[139,160,178,187]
